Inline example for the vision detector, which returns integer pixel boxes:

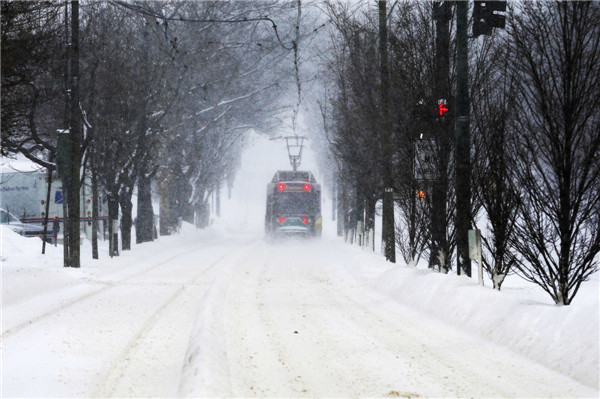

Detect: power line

[109,0,294,50]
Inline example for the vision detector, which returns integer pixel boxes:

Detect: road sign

[54,187,64,204]
[414,139,438,181]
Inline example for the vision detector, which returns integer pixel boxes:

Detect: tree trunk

[195,201,209,228]
[409,182,417,264]
[119,187,133,251]
[91,151,99,259]
[107,191,119,257]
[331,179,337,222]
[134,23,154,244]
[159,175,172,236]
[215,179,221,217]
[430,174,449,273]
[365,195,376,251]
[355,182,365,246]
[337,179,345,237]
[136,167,154,243]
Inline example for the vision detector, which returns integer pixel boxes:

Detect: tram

[265,170,322,238]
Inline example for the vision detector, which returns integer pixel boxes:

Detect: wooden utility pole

[379,0,396,263]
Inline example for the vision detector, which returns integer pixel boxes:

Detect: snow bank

[345,247,599,390]
[1,226,79,307]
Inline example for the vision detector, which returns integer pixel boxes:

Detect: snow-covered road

[180,239,596,398]
[3,233,596,398]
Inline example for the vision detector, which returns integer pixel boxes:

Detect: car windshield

[1,209,21,224]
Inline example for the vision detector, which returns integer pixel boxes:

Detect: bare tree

[509,1,600,304]
[471,34,521,290]
[148,1,296,233]
[388,1,456,270]
[388,1,438,267]
[319,1,383,245]
[1,2,64,163]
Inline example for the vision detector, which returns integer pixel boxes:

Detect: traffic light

[438,99,449,116]
[473,1,506,37]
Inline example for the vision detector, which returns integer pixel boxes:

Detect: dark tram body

[265,170,322,238]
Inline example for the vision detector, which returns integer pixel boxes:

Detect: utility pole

[68,0,81,268]
[61,0,70,267]
[431,1,452,273]
[41,152,54,255]
[379,0,395,263]
[455,0,471,276]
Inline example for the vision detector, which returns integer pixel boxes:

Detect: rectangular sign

[414,139,438,181]
[468,229,482,259]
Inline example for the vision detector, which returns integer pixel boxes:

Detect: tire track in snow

[220,242,354,397]
[221,245,308,397]
[93,239,262,398]
[248,246,395,397]
[1,238,227,339]
[217,242,596,398]
[177,241,269,397]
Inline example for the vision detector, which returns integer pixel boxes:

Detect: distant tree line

[317,0,599,305]
[2,1,300,258]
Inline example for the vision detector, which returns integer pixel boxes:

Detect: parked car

[1,208,52,242]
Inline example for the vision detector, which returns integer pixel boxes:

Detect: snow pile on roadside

[1,222,226,306]
[345,247,599,390]
[1,225,78,308]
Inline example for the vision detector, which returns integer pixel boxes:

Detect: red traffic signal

[438,100,449,116]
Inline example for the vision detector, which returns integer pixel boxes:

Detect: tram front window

[274,192,316,215]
